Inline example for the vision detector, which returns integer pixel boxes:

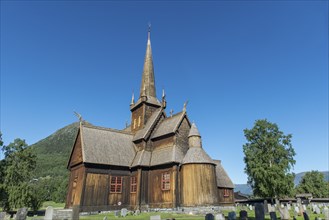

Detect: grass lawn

[24,205,326,220]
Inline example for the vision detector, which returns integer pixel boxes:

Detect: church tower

[130,28,162,133]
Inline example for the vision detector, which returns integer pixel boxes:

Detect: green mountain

[30,122,79,179]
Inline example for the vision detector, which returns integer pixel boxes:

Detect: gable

[68,130,83,168]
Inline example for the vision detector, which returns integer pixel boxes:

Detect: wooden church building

[65,29,234,212]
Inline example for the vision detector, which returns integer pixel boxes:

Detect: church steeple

[130,26,162,134]
[139,25,156,98]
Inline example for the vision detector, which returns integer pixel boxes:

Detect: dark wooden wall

[218,188,235,206]
[148,166,176,208]
[180,164,219,206]
[65,165,85,208]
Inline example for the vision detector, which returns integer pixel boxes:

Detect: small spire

[130,92,135,105]
[170,109,174,117]
[162,88,167,109]
[162,88,165,99]
[183,100,188,112]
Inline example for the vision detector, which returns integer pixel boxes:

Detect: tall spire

[139,24,156,98]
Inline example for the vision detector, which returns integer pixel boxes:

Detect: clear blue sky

[1,1,328,184]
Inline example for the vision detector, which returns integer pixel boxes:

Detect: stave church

[65,29,234,212]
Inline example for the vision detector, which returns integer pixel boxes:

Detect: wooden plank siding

[148,166,176,208]
[180,164,219,206]
[65,165,85,208]
[218,188,234,206]
[69,131,83,168]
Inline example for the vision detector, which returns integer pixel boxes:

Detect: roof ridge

[83,124,133,135]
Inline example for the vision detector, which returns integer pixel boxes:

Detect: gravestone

[303,212,310,220]
[121,208,128,217]
[240,210,248,220]
[303,205,307,212]
[114,211,119,217]
[15,208,28,220]
[269,212,277,220]
[103,217,108,220]
[205,213,214,220]
[315,206,321,215]
[278,207,290,220]
[150,215,161,220]
[0,212,6,220]
[72,205,80,220]
[134,210,141,216]
[228,211,236,220]
[255,203,265,220]
[44,206,54,220]
[53,209,73,220]
[264,200,269,214]
[294,206,300,216]
[323,207,329,220]
[249,205,253,211]
[287,204,291,210]
[268,204,274,213]
[215,213,225,220]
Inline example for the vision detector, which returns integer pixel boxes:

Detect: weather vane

[74,111,83,122]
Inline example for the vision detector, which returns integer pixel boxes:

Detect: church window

[110,176,122,193]
[223,188,230,197]
[138,116,141,127]
[161,172,170,191]
[130,176,137,193]
[133,119,136,129]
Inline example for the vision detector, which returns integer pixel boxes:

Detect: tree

[243,119,296,199]
[296,171,329,198]
[1,138,42,211]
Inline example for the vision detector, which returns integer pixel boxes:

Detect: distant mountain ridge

[25,122,329,198]
[234,171,329,195]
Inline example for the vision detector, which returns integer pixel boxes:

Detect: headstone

[52,209,73,220]
[15,208,28,220]
[315,206,321,215]
[0,212,6,220]
[72,205,80,220]
[240,210,248,220]
[228,211,236,220]
[205,213,214,220]
[267,204,273,213]
[121,208,128,217]
[249,205,253,211]
[135,210,141,216]
[294,206,300,216]
[150,215,161,220]
[323,207,329,220]
[303,205,307,211]
[215,214,225,220]
[103,217,108,220]
[303,212,310,220]
[255,203,265,220]
[269,212,277,220]
[114,211,119,217]
[44,206,54,220]
[287,204,291,210]
[278,207,290,220]
[264,201,269,214]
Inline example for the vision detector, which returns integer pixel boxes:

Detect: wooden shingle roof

[81,125,136,167]
[214,160,234,188]
[182,147,215,165]
[133,108,163,141]
[151,111,186,139]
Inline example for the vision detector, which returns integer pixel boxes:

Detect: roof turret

[188,123,201,137]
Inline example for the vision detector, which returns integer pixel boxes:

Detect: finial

[125,121,128,128]
[170,109,174,117]
[74,111,83,122]
[162,89,166,100]
[147,22,151,43]
[183,100,189,112]
[148,22,151,32]
[130,91,135,105]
